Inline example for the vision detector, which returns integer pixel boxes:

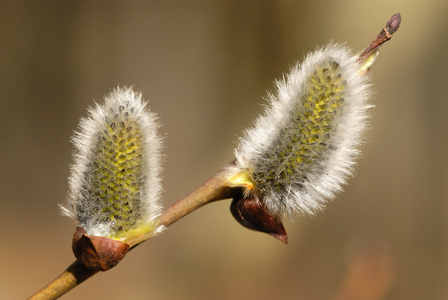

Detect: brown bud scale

[72,227,130,271]
[231,196,288,244]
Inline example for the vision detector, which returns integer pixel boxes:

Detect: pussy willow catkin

[60,87,163,242]
[228,43,372,217]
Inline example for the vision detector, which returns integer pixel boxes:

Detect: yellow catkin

[253,59,345,194]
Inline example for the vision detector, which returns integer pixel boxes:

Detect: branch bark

[28,13,401,300]
[28,167,235,300]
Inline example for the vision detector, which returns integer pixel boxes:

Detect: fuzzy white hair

[60,87,163,238]
[231,43,372,217]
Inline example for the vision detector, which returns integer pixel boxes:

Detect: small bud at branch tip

[386,13,401,34]
[357,13,401,66]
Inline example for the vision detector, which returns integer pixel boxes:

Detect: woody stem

[27,13,401,300]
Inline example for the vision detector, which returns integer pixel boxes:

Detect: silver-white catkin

[229,43,372,217]
[60,87,163,239]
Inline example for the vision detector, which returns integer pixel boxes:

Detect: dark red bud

[386,13,401,34]
[230,196,288,244]
[72,227,130,271]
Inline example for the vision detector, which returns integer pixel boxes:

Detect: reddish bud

[231,196,288,244]
[386,13,401,34]
[72,227,130,271]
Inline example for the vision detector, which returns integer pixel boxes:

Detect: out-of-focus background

[1,1,447,299]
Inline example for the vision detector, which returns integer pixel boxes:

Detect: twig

[159,167,237,227]
[28,261,98,300]
[357,13,401,74]
[28,13,401,300]
[28,167,235,300]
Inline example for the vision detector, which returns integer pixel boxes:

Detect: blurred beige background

[1,1,447,299]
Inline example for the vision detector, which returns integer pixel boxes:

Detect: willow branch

[28,261,98,300]
[28,167,235,300]
[357,13,401,74]
[158,167,237,227]
[358,13,401,64]
[28,13,401,300]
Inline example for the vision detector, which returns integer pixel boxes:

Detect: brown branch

[28,13,401,300]
[28,167,235,300]
[357,13,401,65]
[28,261,98,300]
[159,167,236,227]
